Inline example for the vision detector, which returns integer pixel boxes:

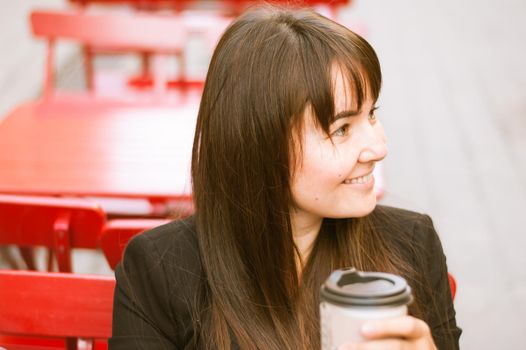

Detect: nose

[358,127,387,164]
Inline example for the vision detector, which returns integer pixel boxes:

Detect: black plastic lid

[320,268,413,307]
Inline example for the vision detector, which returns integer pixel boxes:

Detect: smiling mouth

[343,172,373,185]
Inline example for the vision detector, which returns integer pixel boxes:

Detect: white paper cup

[320,267,413,349]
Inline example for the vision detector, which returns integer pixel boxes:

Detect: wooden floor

[2,0,525,348]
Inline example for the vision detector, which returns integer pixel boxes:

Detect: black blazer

[109,205,461,349]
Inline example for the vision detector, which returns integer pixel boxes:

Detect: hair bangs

[287,15,382,171]
[297,21,382,138]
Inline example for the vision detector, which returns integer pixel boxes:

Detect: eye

[332,123,349,137]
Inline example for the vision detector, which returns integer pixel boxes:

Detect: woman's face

[290,67,387,221]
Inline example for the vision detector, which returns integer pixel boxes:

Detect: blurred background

[1,0,525,349]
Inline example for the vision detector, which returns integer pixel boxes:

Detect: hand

[339,316,437,350]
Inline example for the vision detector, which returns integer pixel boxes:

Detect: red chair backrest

[67,0,351,10]
[69,0,198,10]
[30,10,230,97]
[100,218,170,269]
[0,194,106,272]
[0,270,115,348]
[448,272,457,301]
[31,10,188,53]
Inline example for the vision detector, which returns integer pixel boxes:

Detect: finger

[340,338,410,350]
[361,316,430,340]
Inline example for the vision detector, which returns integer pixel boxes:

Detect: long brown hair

[191,5,430,349]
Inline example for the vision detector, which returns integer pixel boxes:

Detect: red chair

[0,194,106,272]
[448,273,457,301]
[69,0,198,12]
[30,9,231,101]
[0,270,115,350]
[99,218,171,269]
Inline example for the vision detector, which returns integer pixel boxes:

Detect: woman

[110,5,461,349]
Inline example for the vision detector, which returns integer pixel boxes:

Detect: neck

[290,208,323,276]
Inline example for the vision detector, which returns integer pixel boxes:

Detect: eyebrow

[333,106,378,121]
[333,109,361,121]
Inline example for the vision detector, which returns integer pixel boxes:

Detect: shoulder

[370,208,461,347]
[112,216,202,346]
[115,216,203,344]
[124,215,200,267]
[123,215,203,287]
[371,204,429,227]
[119,216,203,309]
[370,205,449,290]
[127,215,199,256]
[371,205,438,244]
[370,205,444,266]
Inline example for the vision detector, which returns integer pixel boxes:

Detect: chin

[325,202,377,219]
[350,206,376,218]
[341,198,377,218]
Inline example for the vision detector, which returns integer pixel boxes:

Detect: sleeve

[109,232,179,349]
[413,214,462,350]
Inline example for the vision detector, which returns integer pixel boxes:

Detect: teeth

[344,173,372,184]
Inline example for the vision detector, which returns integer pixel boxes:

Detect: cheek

[294,144,359,192]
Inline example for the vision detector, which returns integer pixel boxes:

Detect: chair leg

[66,337,77,350]
[47,247,54,272]
[53,212,72,272]
[141,51,151,77]
[83,46,94,91]
[19,247,37,270]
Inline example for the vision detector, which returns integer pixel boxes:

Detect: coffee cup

[320,267,413,349]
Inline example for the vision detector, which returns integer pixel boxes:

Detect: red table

[0,98,198,203]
